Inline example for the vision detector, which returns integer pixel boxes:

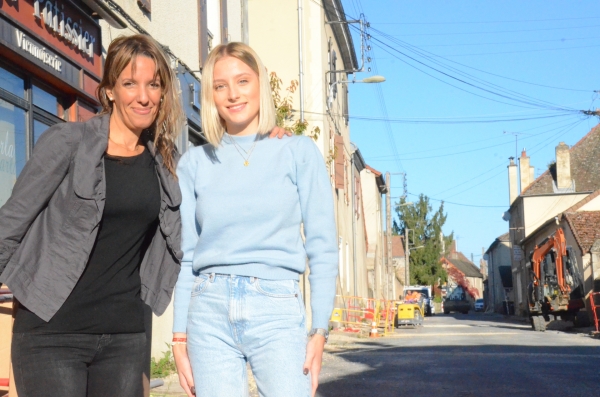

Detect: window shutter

[137,0,151,13]
[334,135,345,190]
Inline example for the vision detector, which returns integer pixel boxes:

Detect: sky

[339,0,600,264]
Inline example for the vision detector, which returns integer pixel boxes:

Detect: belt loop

[250,276,256,284]
[210,273,215,282]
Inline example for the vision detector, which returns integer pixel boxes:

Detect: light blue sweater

[172,133,338,332]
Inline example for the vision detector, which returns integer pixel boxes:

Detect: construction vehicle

[394,288,427,327]
[403,285,435,316]
[527,228,584,332]
[443,285,471,314]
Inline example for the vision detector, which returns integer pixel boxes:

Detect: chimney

[519,149,530,191]
[529,166,535,185]
[450,240,458,259]
[555,142,571,189]
[508,157,518,205]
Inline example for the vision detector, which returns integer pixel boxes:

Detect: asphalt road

[317,313,600,397]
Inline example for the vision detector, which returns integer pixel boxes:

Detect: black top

[14,148,161,333]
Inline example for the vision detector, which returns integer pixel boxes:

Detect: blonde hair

[97,34,184,176]
[201,42,276,146]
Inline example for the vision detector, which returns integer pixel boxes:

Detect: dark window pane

[0,67,25,99]
[32,85,60,117]
[33,119,51,145]
[0,98,27,206]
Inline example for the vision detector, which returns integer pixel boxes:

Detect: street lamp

[327,75,386,109]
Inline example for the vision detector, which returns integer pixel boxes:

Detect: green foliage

[269,72,320,141]
[433,295,443,303]
[150,346,177,379]
[393,194,452,286]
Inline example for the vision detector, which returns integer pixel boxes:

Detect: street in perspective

[318,313,600,397]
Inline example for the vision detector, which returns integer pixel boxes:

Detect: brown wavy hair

[96,34,184,176]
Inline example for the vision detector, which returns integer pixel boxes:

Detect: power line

[405,193,506,208]
[367,117,586,159]
[419,35,600,48]
[297,109,579,124]
[369,27,591,93]
[363,32,579,112]
[384,23,600,37]
[365,26,583,110]
[445,43,600,57]
[373,16,600,25]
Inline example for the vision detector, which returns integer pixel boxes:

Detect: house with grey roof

[504,124,600,318]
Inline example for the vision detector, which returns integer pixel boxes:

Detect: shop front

[0,0,102,207]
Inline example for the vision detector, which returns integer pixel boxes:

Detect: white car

[474,299,485,312]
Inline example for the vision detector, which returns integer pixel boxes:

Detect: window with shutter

[334,135,345,190]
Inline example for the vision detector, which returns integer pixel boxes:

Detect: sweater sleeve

[172,150,200,333]
[295,137,339,329]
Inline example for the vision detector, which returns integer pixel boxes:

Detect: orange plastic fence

[330,296,396,336]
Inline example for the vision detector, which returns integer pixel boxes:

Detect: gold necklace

[226,134,258,167]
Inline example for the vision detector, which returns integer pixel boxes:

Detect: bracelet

[172,341,187,345]
[172,337,187,342]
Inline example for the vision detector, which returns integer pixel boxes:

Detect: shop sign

[16,30,63,72]
[33,0,96,59]
[0,16,80,88]
[0,0,102,79]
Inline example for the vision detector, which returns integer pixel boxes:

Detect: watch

[308,328,329,343]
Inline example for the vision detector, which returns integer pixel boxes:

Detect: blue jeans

[11,332,147,397]
[187,274,310,397]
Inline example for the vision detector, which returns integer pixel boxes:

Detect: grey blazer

[0,114,183,321]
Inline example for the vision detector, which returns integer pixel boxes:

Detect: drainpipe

[351,146,358,297]
[297,0,304,123]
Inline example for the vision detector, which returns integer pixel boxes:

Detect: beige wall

[487,240,514,312]
[579,194,600,211]
[359,168,384,298]
[522,194,588,236]
[99,0,201,72]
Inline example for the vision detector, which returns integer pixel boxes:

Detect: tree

[269,72,320,140]
[393,194,453,286]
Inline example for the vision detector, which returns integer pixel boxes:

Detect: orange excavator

[527,228,584,331]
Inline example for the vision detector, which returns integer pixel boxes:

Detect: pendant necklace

[227,134,258,167]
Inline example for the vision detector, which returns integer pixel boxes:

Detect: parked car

[474,298,485,312]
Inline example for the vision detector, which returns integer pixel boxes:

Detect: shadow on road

[317,344,600,397]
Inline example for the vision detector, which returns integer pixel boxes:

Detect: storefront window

[0,99,26,207]
[33,119,51,145]
[0,67,25,99]
[33,85,61,117]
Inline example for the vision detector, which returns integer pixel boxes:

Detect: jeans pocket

[255,279,298,298]
[191,274,211,297]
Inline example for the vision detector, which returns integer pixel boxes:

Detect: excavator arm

[530,228,568,294]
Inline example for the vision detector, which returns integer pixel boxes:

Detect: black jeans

[11,332,147,397]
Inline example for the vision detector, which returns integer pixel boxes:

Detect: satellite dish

[502,211,511,222]
[483,254,489,261]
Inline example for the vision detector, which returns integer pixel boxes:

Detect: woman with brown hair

[0,34,183,397]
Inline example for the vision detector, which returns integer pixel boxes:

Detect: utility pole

[386,172,392,301]
[405,227,410,290]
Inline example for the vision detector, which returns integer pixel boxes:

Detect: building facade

[0,0,103,208]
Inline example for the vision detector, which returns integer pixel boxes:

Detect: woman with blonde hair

[0,34,184,396]
[172,42,338,397]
